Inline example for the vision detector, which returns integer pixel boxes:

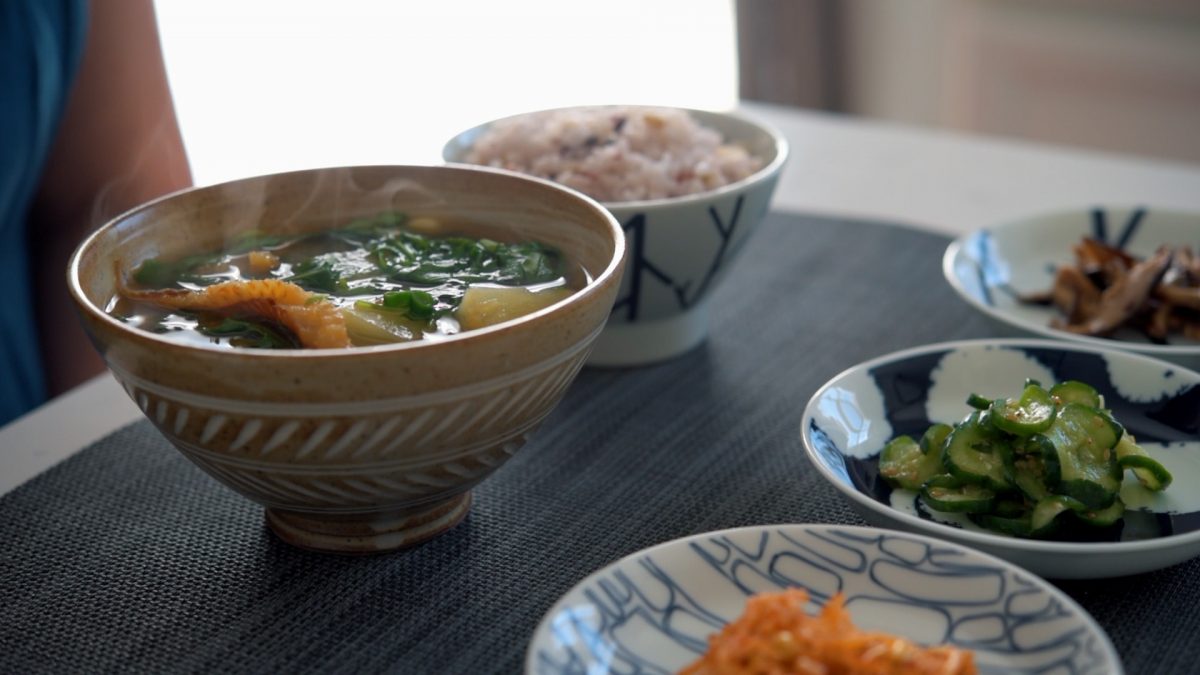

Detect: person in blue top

[1,0,191,426]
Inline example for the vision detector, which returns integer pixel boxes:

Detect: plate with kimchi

[525,525,1119,675]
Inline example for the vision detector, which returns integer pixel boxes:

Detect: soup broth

[109,212,584,349]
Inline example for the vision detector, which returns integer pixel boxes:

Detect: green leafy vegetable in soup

[111,212,581,349]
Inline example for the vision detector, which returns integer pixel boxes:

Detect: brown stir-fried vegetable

[1021,238,1200,343]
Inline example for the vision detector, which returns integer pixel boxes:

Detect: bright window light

[156,0,738,186]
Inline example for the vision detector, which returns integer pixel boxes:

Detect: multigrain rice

[462,106,763,203]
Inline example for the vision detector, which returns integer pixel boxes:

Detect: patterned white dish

[526,524,1121,674]
[943,206,1200,370]
[801,339,1200,579]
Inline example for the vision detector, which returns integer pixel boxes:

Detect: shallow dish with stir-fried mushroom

[943,207,1200,369]
[111,212,582,349]
[1019,237,1200,342]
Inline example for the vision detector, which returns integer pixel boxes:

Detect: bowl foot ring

[264,493,472,554]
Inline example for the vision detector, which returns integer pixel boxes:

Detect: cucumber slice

[965,393,993,411]
[1009,434,1059,502]
[1114,433,1173,491]
[1011,454,1052,502]
[919,423,953,456]
[1024,433,1062,485]
[1075,496,1126,527]
[990,383,1056,436]
[943,411,1013,491]
[1043,403,1123,510]
[971,513,1032,538]
[1119,455,1174,492]
[879,435,942,491]
[1049,380,1102,408]
[1030,495,1087,535]
[921,480,996,514]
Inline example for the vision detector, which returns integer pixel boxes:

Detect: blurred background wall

[738,0,1200,163]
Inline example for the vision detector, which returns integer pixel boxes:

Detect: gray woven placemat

[2,212,1195,674]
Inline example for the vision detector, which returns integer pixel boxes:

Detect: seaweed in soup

[111,212,578,349]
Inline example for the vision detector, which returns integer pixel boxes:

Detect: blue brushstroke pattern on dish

[808,342,1200,543]
[529,525,1118,674]
[1090,206,1145,249]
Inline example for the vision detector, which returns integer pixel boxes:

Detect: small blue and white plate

[526,524,1121,675]
[801,339,1200,579]
[943,207,1200,370]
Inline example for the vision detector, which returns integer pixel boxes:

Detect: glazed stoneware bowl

[443,105,788,366]
[68,165,626,553]
[800,339,1200,579]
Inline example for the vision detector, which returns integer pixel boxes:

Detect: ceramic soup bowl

[69,165,625,553]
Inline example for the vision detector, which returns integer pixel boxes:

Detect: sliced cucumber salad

[878,379,1173,539]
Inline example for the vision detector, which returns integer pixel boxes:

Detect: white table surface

[4,101,1200,497]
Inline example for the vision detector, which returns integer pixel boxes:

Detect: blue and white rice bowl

[444,106,788,367]
[943,207,1200,370]
[800,339,1200,579]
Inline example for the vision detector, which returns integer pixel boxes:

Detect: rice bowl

[460,105,764,203]
[445,106,787,366]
